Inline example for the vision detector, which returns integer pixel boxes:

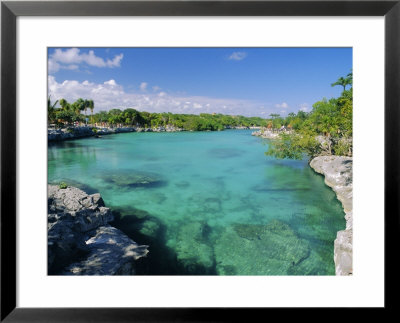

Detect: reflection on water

[48,130,346,275]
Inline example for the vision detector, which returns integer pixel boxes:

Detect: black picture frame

[1,0,398,321]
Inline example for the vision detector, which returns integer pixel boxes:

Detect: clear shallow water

[48,129,346,275]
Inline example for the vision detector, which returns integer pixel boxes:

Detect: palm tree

[77,98,86,117]
[331,76,351,91]
[47,96,58,125]
[69,99,84,125]
[346,71,353,87]
[59,98,68,110]
[88,100,94,125]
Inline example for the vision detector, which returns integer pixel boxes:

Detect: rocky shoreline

[252,129,353,275]
[309,156,353,276]
[251,128,280,139]
[49,125,260,142]
[48,125,184,142]
[48,184,148,275]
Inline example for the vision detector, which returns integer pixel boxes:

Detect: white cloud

[104,79,117,86]
[48,60,61,74]
[228,52,247,61]
[107,54,123,67]
[48,48,123,73]
[299,103,309,112]
[152,86,161,92]
[65,64,79,71]
[275,102,289,109]
[140,82,148,91]
[48,76,277,117]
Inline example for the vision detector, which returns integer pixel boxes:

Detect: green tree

[331,76,351,92]
[47,96,58,124]
[59,98,69,110]
[266,72,353,160]
[88,100,94,124]
[71,98,86,120]
[265,132,322,160]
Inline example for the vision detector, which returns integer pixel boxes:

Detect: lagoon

[48,129,346,275]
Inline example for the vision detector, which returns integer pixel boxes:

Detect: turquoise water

[48,130,346,275]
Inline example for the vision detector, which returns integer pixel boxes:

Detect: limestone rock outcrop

[309,156,353,275]
[251,129,280,139]
[48,185,148,275]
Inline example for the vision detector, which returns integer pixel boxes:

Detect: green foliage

[47,96,58,124]
[74,106,268,130]
[48,97,91,126]
[266,72,353,160]
[331,72,352,92]
[59,182,68,189]
[333,137,352,156]
[48,97,271,131]
[265,133,321,160]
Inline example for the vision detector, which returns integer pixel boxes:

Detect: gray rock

[48,125,185,142]
[48,185,148,275]
[309,156,353,275]
[63,225,149,275]
[251,129,279,139]
[91,193,105,207]
[334,229,353,276]
[310,156,352,215]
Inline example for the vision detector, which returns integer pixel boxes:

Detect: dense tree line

[48,99,269,131]
[265,72,353,159]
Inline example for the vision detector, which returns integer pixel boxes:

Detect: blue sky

[48,47,352,117]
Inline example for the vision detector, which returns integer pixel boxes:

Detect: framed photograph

[1,0,398,320]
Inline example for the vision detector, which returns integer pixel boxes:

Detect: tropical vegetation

[47,99,270,131]
[265,72,353,160]
[48,72,352,159]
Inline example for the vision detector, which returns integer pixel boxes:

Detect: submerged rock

[174,181,190,188]
[252,183,311,193]
[290,211,339,242]
[309,156,353,276]
[112,206,152,220]
[102,171,165,188]
[208,148,245,159]
[175,222,215,274]
[132,217,162,240]
[215,220,310,275]
[48,185,148,275]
